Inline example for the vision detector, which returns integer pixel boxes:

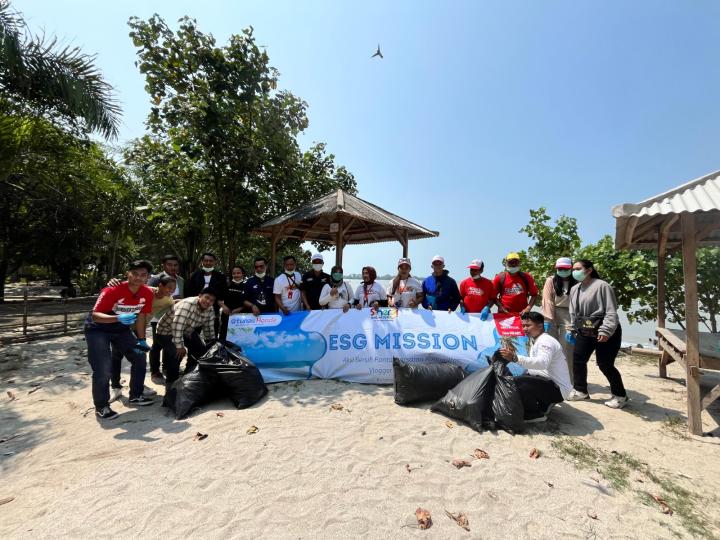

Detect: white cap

[467,259,484,270]
[431,255,445,264]
[311,253,324,263]
[397,257,412,268]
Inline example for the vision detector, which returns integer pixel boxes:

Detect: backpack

[497,271,530,293]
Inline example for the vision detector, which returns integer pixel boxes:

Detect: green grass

[551,436,718,539]
[661,415,689,439]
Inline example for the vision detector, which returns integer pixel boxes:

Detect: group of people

[84,250,628,421]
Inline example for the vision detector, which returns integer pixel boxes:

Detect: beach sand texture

[1,335,720,539]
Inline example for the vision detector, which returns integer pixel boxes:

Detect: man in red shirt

[84,260,156,419]
[458,259,496,319]
[493,252,539,314]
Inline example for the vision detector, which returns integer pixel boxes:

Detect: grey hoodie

[569,278,619,337]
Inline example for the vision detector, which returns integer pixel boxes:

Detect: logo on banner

[228,313,283,328]
[370,307,398,321]
[493,313,524,337]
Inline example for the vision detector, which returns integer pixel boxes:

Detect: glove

[544,321,551,332]
[133,339,150,354]
[117,313,137,326]
[565,332,576,345]
[479,306,490,321]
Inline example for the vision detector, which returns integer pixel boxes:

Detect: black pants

[156,330,210,389]
[572,325,626,397]
[110,322,162,387]
[515,375,563,419]
[148,322,163,375]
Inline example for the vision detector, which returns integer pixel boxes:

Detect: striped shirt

[156,297,215,347]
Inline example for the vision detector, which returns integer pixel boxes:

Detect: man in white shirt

[387,257,423,308]
[273,255,303,315]
[499,311,572,423]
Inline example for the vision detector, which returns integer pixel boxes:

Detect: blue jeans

[85,328,146,409]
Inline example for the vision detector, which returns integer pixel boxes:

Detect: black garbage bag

[165,367,222,420]
[430,366,496,432]
[199,342,268,409]
[491,354,525,433]
[393,358,466,405]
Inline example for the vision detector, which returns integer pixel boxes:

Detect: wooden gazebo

[613,171,720,435]
[254,189,439,274]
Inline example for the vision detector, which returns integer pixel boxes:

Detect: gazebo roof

[612,170,720,250]
[254,189,439,245]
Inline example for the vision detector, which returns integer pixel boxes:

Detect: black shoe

[96,406,119,419]
[129,396,155,407]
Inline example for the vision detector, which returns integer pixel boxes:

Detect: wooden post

[270,229,279,276]
[657,224,667,329]
[22,285,28,336]
[681,213,702,435]
[335,215,344,267]
[402,230,409,258]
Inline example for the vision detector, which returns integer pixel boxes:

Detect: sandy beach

[1,335,720,539]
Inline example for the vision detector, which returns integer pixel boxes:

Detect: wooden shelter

[254,189,439,274]
[613,170,720,435]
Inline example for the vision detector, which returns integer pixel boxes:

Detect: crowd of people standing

[84,250,628,421]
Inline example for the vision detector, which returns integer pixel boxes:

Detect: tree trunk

[0,256,7,304]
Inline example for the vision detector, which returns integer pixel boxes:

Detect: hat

[505,252,521,261]
[466,259,484,269]
[431,255,445,264]
[397,257,412,268]
[555,257,572,269]
[311,253,324,263]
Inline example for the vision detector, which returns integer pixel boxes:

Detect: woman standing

[219,265,247,341]
[566,259,629,409]
[319,266,353,312]
[541,257,577,381]
[353,266,387,309]
[387,257,423,308]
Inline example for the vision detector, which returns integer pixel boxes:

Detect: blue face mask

[572,269,587,281]
[557,269,571,278]
[332,272,343,282]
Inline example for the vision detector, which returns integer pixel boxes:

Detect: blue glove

[479,306,490,321]
[565,332,576,345]
[544,321,551,332]
[117,313,137,326]
[133,339,150,354]
[460,304,466,314]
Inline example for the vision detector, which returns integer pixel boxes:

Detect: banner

[226,308,528,383]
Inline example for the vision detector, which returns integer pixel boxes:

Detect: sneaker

[151,372,165,385]
[110,387,123,402]
[566,389,590,401]
[605,395,629,409]
[96,406,119,420]
[129,396,155,407]
[525,415,547,424]
[143,385,157,397]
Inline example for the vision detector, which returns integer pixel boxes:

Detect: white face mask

[312,264,323,272]
[231,278,244,284]
[202,266,215,273]
[255,272,266,279]
[285,269,295,276]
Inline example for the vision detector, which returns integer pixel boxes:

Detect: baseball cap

[555,257,572,269]
[311,253,324,263]
[431,255,445,264]
[397,257,412,268]
[466,259,484,269]
[505,252,521,261]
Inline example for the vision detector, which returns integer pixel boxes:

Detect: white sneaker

[110,387,123,402]
[604,395,629,409]
[566,389,590,401]
[143,385,158,397]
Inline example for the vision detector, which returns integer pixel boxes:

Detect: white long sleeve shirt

[319,282,354,309]
[515,333,573,399]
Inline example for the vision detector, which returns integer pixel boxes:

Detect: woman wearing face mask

[219,265,247,341]
[319,266,354,312]
[566,259,629,409]
[353,266,387,309]
[387,258,423,308]
[541,257,577,381]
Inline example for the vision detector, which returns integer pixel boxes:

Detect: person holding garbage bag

[566,259,629,409]
[499,311,572,423]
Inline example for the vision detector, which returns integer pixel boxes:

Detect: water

[345,279,668,348]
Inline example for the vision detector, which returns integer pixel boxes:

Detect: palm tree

[0,0,120,138]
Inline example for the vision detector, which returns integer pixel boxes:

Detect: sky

[16,0,720,278]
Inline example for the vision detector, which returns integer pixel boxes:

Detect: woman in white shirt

[387,257,423,308]
[353,266,387,309]
[319,266,353,312]
[499,311,572,423]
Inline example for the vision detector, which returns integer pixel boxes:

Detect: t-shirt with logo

[273,271,303,312]
[459,276,496,313]
[387,276,423,308]
[492,271,539,313]
[353,281,387,307]
[85,282,154,331]
[300,271,331,310]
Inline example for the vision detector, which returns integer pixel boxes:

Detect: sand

[1,335,720,539]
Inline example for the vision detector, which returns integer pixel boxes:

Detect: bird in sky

[371,44,383,59]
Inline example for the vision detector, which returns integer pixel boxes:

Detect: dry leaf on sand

[445,510,470,531]
[587,510,598,520]
[7,391,16,401]
[246,425,259,435]
[216,412,225,418]
[28,387,40,394]
[330,403,344,411]
[529,448,541,459]
[0,496,15,506]
[650,494,673,515]
[415,507,432,529]
[445,420,455,429]
[451,459,472,469]
[473,448,490,459]
[193,432,208,441]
